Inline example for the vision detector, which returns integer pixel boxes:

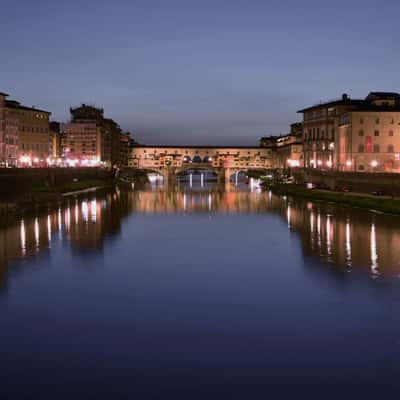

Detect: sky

[1,0,400,145]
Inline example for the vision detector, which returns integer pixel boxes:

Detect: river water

[1,181,400,398]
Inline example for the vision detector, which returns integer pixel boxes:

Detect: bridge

[128,145,275,183]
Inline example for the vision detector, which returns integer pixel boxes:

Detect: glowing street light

[19,155,31,165]
[346,160,352,167]
[371,160,378,168]
[287,159,300,167]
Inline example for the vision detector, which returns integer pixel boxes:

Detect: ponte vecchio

[128,145,275,183]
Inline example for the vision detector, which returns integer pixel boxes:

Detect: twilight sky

[1,0,400,145]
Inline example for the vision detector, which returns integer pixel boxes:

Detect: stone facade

[5,98,50,166]
[337,104,400,173]
[0,92,19,166]
[129,146,274,181]
[64,104,122,167]
[298,92,400,173]
[62,122,102,165]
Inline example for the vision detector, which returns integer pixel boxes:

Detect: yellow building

[298,92,400,172]
[337,93,400,172]
[5,99,51,166]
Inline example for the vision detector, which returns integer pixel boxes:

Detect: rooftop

[132,145,266,150]
[298,91,400,113]
[297,96,364,113]
[5,99,51,114]
[367,91,400,98]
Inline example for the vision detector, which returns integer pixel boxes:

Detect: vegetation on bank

[270,184,400,215]
[32,178,116,194]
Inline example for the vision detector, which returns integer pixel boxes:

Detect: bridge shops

[128,145,274,182]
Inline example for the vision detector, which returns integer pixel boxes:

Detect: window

[358,165,365,171]
[374,130,379,136]
[388,144,395,153]
[360,118,364,124]
[376,117,380,124]
[358,144,364,153]
[389,130,394,136]
[391,118,394,124]
[373,144,380,153]
[359,130,364,137]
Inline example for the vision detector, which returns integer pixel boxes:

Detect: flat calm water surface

[1,182,400,398]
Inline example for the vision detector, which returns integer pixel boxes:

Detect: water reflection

[0,182,400,286]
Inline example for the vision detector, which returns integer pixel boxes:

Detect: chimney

[342,93,349,101]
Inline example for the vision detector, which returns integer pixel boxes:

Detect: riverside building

[0,92,18,167]
[298,92,400,173]
[0,92,51,167]
[62,104,123,167]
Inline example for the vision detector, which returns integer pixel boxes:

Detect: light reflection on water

[0,182,400,281]
[1,181,400,396]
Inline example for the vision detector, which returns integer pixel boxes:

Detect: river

[1,181,400,397]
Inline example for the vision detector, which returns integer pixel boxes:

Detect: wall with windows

[338,111,400,172]
[62,123,102,162]
[129,146,274,170]
[14,107,51,164]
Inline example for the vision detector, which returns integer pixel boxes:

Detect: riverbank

[270,184,400,215]
[0,177,118,226]
[32,178,116,194]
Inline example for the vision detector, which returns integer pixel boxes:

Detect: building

[129,146,274,172]
[259,135,281,148]
[0,92,19,167]
[298,91,400,172]
[274,123,303,169]
[62,122,102,166]
[119,132,131,167]
[298,93,364,169]
[337,92,400,172]
[4,98,51,166]
[62,104,122,167]
[259,123,303,169]
[103,118,121,167]
[49,121,63,158]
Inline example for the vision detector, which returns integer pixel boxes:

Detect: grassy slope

[271,184,400,215]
